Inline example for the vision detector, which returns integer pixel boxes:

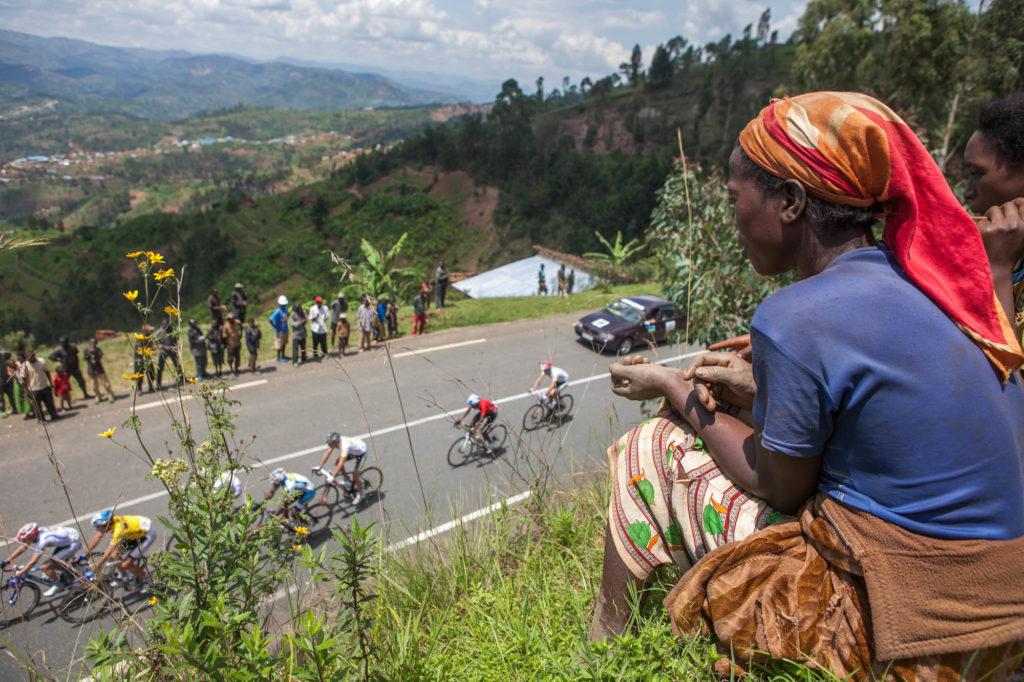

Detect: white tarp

[452,255,594,299]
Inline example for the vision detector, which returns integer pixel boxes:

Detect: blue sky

[1,1,808,89]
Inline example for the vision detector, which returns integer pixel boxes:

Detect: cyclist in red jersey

[454,393,498,443]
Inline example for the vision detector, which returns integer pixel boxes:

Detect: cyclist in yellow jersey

[85,509,157,588]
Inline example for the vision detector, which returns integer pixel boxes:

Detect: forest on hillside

[1,0,1023,344]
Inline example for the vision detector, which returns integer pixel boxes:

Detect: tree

[619,44,643,86]
[309,194,329,231]
[583,230,646,279]
[667,35,688,61]
[343,232,423,301]
[648,44,674,89]
[757,8,772,44]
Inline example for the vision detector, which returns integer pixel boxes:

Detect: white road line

[2,348,703,548]
[134,379,268,411]
[391,338,486,358]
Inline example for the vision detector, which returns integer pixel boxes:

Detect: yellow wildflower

[124,251,143,258]
[139,346,153,356]
[164,305,179,316]
[146,252,165,264]
[98,427,116,438]
[123,372,143,380]
[133,333,150,341]
[147,596,158,606]
[153,268,175,281]
[292,544,303,552]
[186,377,198,384]
[293,526,310,536]
[123,290,139,302]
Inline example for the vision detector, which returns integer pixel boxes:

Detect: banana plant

[340,232,423,302]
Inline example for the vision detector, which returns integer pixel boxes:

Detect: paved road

[0,311,702,678]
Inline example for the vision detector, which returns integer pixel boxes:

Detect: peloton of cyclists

[529,361,569,416]
[312,432,367,504]
[3,523,83,596]
[85,510,157,591]
[454,393,499,444]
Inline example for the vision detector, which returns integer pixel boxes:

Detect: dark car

[573,294,685,354]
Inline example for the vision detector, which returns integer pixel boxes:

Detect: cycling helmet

[270,467,286,483]
[277,295,289,306]
[16,523,39,542]
[467,393,480,407]
[91,509,114,528]
[540,361,552,372]
[326,431,341,446]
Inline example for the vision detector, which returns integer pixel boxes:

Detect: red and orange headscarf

[739,91,1023,380]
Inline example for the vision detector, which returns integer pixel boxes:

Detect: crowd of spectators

[1,278,449,427]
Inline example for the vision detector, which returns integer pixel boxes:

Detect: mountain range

[0,30,479,120]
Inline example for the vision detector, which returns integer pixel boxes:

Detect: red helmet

[16,523,39,543]
[540,361,552,372]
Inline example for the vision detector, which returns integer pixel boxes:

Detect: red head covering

[739,91,1023,380]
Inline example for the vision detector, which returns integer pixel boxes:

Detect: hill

[0,29,458,121]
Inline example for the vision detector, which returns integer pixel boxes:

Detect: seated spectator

[591,92,1024,680]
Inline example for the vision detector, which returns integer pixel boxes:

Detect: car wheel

[618,337,633,355]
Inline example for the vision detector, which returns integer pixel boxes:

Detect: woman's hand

[682,352,756,412]
[609,355,671,401]
[978,198,1024,270]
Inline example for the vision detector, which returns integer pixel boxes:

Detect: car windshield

[605,299,644,324]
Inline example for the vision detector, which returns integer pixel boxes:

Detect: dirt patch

[427,170,500,272]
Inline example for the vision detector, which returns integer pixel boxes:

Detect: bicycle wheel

[522,404,546,432]
[298,503,333,537]
[485,424,508,453]
[358,466,383,500]
[316,482,340,507]
[558,393,574,417]
[0,580,41,626]
[447,436,472,467]
[58,585,107,624]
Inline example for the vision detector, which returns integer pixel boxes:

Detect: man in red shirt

[455,393,498,443]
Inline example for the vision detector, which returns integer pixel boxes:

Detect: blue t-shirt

[751,245,1024,540]
[269,307,288,333]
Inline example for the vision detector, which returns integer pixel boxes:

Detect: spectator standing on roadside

[567,269,575,295]
[556,264,566,296]
[435,261,450,309]
[330,293,348,348]
[374,296,388,342]
[335,310,351,356]
[290,302,308,367]
[357,296,375,351]
[230,283,248,322]
[387,297,399,337]
[308,296,330,360]
[49,337,90,400]
[187,319,209,379]
[208,288,227,326]
[154,318,183,389]
[53,364,72,411]
[17,351,58,423]
[269,296,290,363]
[412,289,427,335]
[83,338,115,403]
[1,351,19,417]
[537,264,548,296]
[245,318,262,374]
[207,319,225,378]
[224,313,243,376]
[134,325,156,393]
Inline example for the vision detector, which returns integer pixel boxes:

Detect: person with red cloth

[52,364,72,411]
[591,92,1024,680]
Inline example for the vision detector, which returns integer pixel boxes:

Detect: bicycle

[254,497,334,539]
[1,552,97,626]
[447,421,509,466]
[56,560,135,625]
[522,391,574,431]
[313,463,383,509]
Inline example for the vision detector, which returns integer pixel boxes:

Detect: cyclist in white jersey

[312,432,368,503]
[530,361,569,415]
[265,469,315,512]
[3,523,82,596]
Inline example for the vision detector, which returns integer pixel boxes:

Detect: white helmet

[467,393,480,407]
[270,467,286,483]
[278,295,289,306]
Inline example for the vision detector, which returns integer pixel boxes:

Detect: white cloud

[2,0,810,87]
